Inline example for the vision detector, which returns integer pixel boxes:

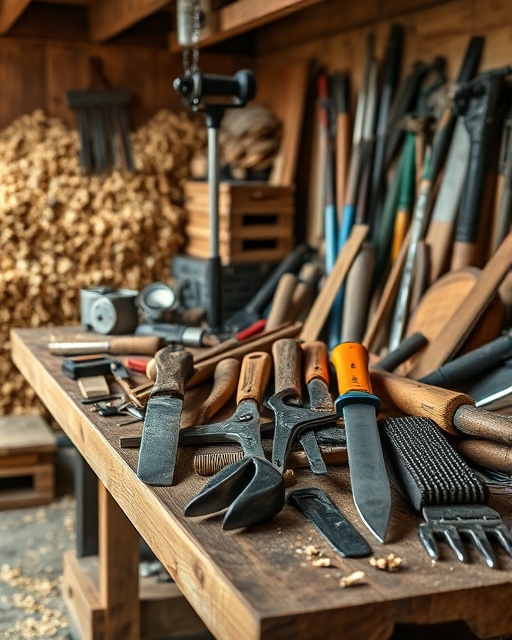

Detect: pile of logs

[0,109,205,415]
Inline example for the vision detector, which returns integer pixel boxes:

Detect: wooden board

[11,325,512,640]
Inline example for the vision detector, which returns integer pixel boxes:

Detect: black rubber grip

[375,332,428,372]
[419,332,512,388]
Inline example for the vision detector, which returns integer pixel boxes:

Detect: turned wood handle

[151,346,194,398]
[236,352,272,405]
[109,336,163,356]
[302,341,330,386]
[453,437,512,474]
[265,273,298,330]
[369,369,471,435]
[200,358,240,424]
[272,338,302,395]
[453,405,512,445]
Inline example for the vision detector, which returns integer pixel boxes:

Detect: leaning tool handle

[370,369,512,444]
[236,351,272,406]
[419,331,512,387]
[272,339,302,396]
[151,346,194,399]
[302,341,330,386]
[265,273,298,330]
[452,72,506,269]
[331,343,380,412]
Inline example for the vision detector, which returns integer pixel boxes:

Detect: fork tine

[490,525,512,559]
[418,524,439,560]
[442,525,467,563]
[464,525,497,569]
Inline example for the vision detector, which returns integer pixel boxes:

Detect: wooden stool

[0,415,56,509]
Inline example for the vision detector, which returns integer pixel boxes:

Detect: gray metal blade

[137,396,183,486]
[343,403,391,542]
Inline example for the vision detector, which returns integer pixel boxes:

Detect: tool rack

[11,326,512,640]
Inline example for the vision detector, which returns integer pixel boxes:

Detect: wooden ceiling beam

[0,0,32,35]
[89,0,171,42]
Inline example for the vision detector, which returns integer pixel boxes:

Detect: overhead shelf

[169,0,324,51]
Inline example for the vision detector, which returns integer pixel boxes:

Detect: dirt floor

[0,496,76,639]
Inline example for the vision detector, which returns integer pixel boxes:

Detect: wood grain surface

[10,326,512,640]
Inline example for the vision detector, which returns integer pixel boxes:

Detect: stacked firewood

[0,109,205,415]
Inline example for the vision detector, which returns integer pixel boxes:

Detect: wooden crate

[183,181,295,264]
[0,415,56,509]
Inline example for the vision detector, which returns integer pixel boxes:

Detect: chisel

[331,342,391,543]
[137,346,194,485]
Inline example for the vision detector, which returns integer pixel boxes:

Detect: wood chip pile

[0,109,205,415]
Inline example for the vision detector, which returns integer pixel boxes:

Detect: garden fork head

[419,504,512,569]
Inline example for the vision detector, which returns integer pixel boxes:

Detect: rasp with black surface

[331,342,391,543]
[137,346,194,486]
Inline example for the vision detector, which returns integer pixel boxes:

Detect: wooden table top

[11,326,512,640]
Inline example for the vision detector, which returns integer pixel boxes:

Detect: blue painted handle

[324,203,338,274]
[338,204,356,250]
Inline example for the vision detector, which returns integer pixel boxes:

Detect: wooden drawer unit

[183,181,295,264]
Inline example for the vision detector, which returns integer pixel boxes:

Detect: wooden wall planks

[255,0,512,95]
[0,36,254,131]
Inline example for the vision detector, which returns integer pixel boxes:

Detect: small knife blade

[137,346,194,486]
[331,342,392,543]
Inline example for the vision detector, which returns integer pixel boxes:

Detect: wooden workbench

[10,326,512,640]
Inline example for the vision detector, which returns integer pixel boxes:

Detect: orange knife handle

[237,351,272,406]
[331,342,380,412]
[302,341,330,386]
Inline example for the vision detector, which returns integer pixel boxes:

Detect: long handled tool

[331,342,392,543]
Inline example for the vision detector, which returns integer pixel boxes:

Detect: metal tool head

[184,456,285,530]
[179,400,264,459]
[267,390,337,472]
[419,504,512,569]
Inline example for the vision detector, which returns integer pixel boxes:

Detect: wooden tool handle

[452,437,512,474]
[332,342,373,396]
[109,336,163,356]
[369,369,471,435]
[272,338,302,395]
[302,341,330,386]
[290,263,321,322]
[341,242,375,342]
[189,322,302,389]
[151,346,194,398]
[199,358,240,424]
[300,224,369,342]
[236,352,272,405]
[409,230,512,379]
[265,273,298,330]
[453,405,512,445]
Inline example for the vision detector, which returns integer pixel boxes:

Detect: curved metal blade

[184,458,254,517]
[222,460,285,530]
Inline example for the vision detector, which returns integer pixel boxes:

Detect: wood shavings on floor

[0,496,75,638]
